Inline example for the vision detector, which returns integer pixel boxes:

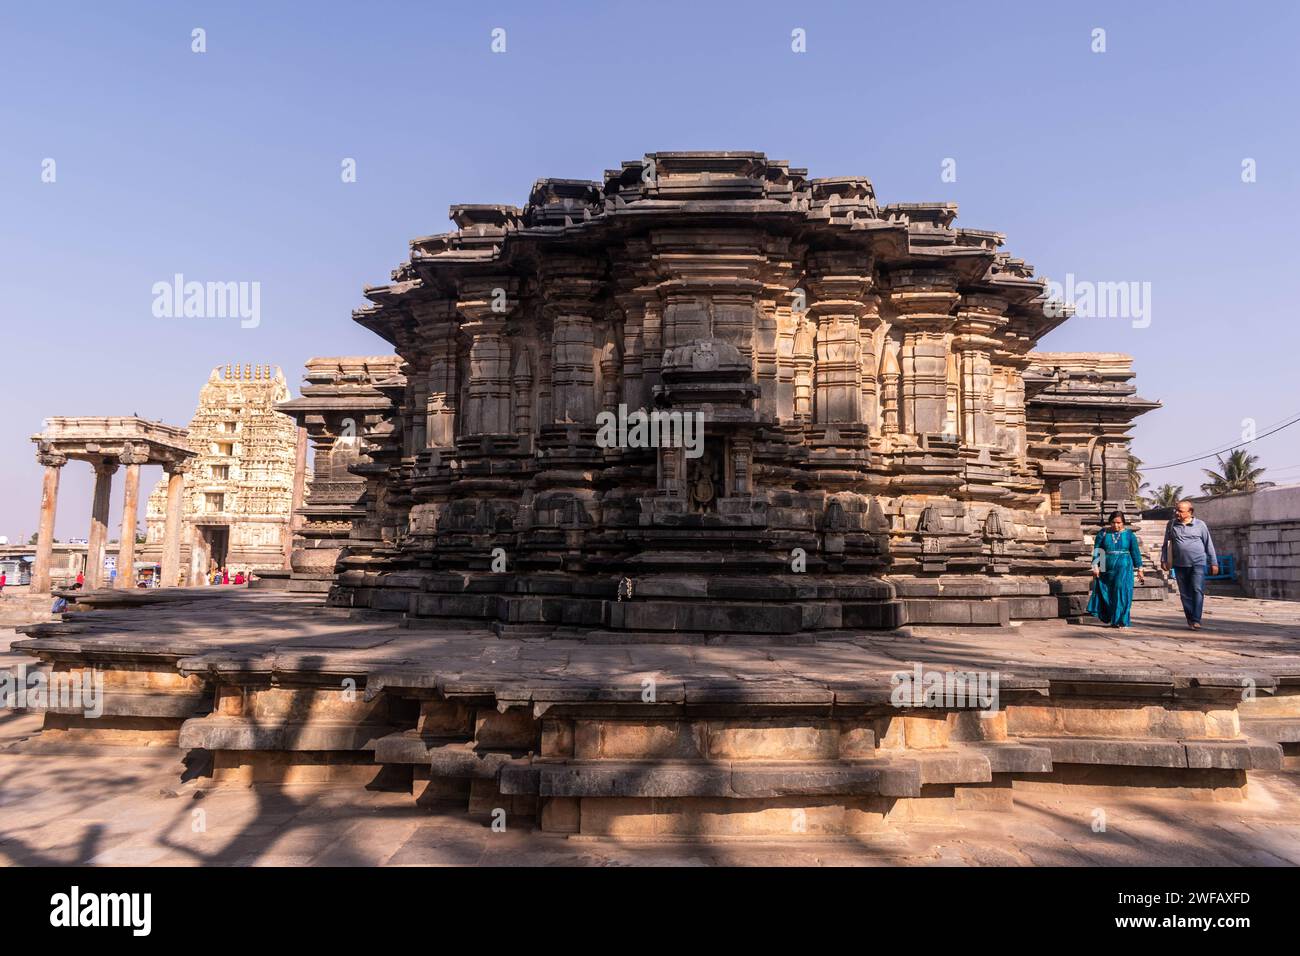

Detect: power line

[1143,413,1300,471]
[1172,409,1300,461]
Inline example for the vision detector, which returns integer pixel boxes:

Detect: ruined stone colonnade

[29,418,194,591]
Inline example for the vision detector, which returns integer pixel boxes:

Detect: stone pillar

[417,301,459,450]
[807,253,872,425]
[286,427,308,569]
[114,444,149,589]
[599,338,621,413]
[31,449,66,593]
[952,296,1006,449]
[859,292,882,435]
[879,346,901,436]
[512,349,534,437]
[615,287,653,410]
[540,260,602,426]
[458,280,517,436]
[774,296,799,422]
[85,457,118,589]
[887,271,959,438]
[944,352,960,437]
[550,313,595,423]
[991,325,1031,460]
[793,320,815,423]
[160,461,189,587]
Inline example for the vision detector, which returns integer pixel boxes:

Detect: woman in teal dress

[1087,511,1145,627]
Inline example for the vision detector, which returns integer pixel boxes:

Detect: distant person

[221,568,229,585]
[0,571,6,593]
[1161,500,1219,630]
[233,571,245,585]
[75,571,85,588]
[1087,511,1145,627]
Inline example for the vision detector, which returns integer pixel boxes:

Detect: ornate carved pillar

[615,286,654,410]
[85,457,118,589]
[416,300,459,450]
[457,280,518,437]
[769,291,798,422]
[160,460,190,587]
[806,252,871,425]
[951,295,1007,448]
[859,291,882,435]
[599,338,622,413]
[512,349,534,437]
[879,346,901,437]
[793,319,815,424]
[944,352,961,437]
[887,270,960,438]
[991,316,1032,460]
[32,447,66,592]
[114,443,150,589]
[540,259,603,426]
[286,426,308,570]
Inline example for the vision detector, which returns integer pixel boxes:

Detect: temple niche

[318,151,1158,634]
[142,364,300,584]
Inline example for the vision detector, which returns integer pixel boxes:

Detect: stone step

[496,743,1041,801]
[502,758,926,799]
[373,730,528,780]
[1016,736,1282,771]
[178,715,395,752]
[1241,716,1300,744]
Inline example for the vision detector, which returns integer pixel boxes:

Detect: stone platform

[8,590,1300,840]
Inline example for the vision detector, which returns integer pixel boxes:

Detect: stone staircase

[1135,520,1176,593]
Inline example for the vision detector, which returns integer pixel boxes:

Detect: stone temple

[140,364,301,584]
[330,150,1158,634]
[14,153,1298,845]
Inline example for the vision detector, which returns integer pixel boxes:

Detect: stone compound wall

[1193,484,1300,601]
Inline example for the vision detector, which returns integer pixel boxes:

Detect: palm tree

[1127,454,1149,508]
[1151,483,1184,508]
[1200,449,1266,496]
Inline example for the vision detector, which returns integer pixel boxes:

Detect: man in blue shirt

[1160,500,1219,630]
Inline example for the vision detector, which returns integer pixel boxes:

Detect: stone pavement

[14,587,1300,689]
[2,727,1299,866]
[3,592,1300,865]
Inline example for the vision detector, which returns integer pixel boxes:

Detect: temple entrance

[196,526,229,577]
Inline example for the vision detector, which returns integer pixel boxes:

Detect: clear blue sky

[2,0,1297,542]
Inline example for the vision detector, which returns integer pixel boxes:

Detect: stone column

[31,448,66,592]
[879,346,901,436]
[859,292,882,435]
[807,253,872,425]
[990,315,1031,460]
[85,457,118,589]
[887,270,959,439]
[539,260,603,426]
[458,281,516,436]
[793,320,815,423]
[416,301,459,450]
[286,427,308,569]
[952,296,1007,449]
[114,443,149,589]
[615,288,652,410]
[160,460,189,587]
